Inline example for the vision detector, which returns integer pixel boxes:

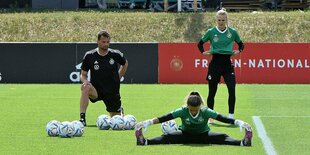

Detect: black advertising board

[0,42,158,84]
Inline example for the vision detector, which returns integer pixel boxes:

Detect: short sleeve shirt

[201,27,241,55]
[81,48,126,95]
[171,106,218,134]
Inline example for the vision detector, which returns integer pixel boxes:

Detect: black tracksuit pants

[207,54,236,114]
[147,130,241,145]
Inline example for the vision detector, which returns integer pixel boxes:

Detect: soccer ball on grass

[110,115,125,130]
[58,121,75,138]
[123,114,137,130]
[161,120,179,134]
[46,120,61,137]
[72,120,84,137]
[96,114,111,130]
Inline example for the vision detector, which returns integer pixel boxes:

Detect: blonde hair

[216,8,227,17]
[216,8,228,25]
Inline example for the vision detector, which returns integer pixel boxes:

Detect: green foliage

[0,84,309,154]
[0,11,309,42]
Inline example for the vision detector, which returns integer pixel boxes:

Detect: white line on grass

[260,116,310,118]
[252,116,277,155]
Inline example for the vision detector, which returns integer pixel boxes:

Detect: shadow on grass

[181,143,211,147]
[86,125,97,128]
[210,123,239,129]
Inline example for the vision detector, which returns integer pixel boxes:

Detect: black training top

[81,48,126,95]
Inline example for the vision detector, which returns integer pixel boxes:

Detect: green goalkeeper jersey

[171,106,218,134]
[201,26,242,55]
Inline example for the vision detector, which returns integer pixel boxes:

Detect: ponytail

[186,91,204,107]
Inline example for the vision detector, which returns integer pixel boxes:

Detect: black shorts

[207,60,235,84]
[89,89,122,113]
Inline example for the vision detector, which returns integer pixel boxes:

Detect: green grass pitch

[0,84,309,155]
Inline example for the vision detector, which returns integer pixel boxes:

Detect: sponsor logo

[109,58,115,65]
[94,60,99,70]
[69,63,90,82]
[94,64,99,70]
[208,75,212,80]
[213,34,219,42]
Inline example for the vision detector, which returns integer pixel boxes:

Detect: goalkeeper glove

[135,119,153,132]
[234,119,252,132]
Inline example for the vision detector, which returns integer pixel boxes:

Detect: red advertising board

[159,43,310,84]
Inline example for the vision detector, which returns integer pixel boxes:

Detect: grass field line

[259,116,310,118]
[252,116,277,155]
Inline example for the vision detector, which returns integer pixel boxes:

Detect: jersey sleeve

[81,53,90,72]
[171,107,185,118]
[201,29,212,42]
[114,50,126,65]
[233,29,242,43]
[206,108,218,119]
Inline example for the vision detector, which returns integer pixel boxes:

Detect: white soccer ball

[123,114,137,130]
[46,120,61,137]
[161,120,179,134]
[110,115,125,130]
[58,121,75,138]
[72,120,84,137]
[96,114,111,130]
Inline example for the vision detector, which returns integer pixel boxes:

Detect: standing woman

[135,91,252,146]
[197,8,244,123]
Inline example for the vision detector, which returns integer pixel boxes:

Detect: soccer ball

[58,121,75,138]
[161,120,179,134]
[123,114,137,130]
[46,120,61,137]
[72,120,84,137]
[96,114,111,130]
[110,115,125,130]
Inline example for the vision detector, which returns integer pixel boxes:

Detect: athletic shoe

[80,118,87,127]
[208,118,215,124]
[135,128,146,145]
[243,128,252,146]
